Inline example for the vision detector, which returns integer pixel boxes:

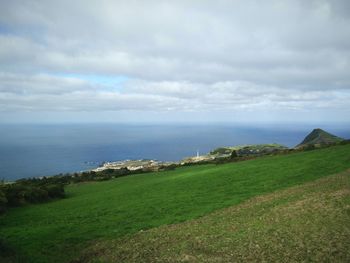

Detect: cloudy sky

[0,0,349,124]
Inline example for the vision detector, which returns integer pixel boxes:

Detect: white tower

[196,149,199,158]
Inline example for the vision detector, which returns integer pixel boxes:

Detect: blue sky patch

[53,73,129,90]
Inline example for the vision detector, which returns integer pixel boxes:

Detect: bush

[162,164,178,171]
[230,150,238,159]
[339,139,350,145]
[44,184,65,198]
[5,184,27,206]
[1,182,65,209]
[23,187,49,203]
[303,144,316,151]
[0,187,7,214]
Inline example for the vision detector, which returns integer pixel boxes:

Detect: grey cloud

[1,75,349,114]
[0,90,177,112]
[0,73,93,94]
[0,0,349,122]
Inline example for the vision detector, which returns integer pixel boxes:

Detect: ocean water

[0,123,349,181]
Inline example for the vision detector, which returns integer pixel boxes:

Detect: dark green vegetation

[0,168,154,214]
[296,128,344,148]
[1,144,350,262]
[209,143,288,156]
[0,180,64,214]
[82,169,350,263]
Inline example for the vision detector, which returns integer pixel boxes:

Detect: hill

[296,128,344,148]
[209,143,288,156]
[79,169,350,262]
[180,144,288,165]
[1,144,350,262]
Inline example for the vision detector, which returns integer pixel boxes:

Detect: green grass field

[82,169,350,262]
[1,144,350,262]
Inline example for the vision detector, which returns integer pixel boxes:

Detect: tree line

[0,181,64,214]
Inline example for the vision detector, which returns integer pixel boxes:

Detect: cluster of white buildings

[93,159,171,172]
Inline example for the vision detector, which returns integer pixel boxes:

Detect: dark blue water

[0,123,349,181]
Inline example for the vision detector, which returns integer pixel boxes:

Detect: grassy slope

[298,129,344,147]
[84,169,350,263]
[1,144,350,262]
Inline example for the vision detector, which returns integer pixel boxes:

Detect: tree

[230,150,238,159]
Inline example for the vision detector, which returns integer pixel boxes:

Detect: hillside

[1,144,350,262]
[209,143,288,156]
[180,144,288,165]
[296,128,344,148]
[79,169,350,262]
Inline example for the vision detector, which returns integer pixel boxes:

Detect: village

[92,144,288,173]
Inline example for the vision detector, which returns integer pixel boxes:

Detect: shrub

[339,139,350,145]
[5,184,28,206]
[2,182,65,209]
[230,150,238,159]
[23,187,49,203]
[162,164,178,171]
[304,144,316,151]
[44,184,65,198]
[0,187,7,214]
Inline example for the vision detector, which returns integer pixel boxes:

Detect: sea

[0,123,349,181]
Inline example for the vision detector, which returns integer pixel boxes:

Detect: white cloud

[1,74,349,118]
[0,0,349,122]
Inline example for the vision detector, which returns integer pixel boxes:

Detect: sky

[0,0,349,124]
